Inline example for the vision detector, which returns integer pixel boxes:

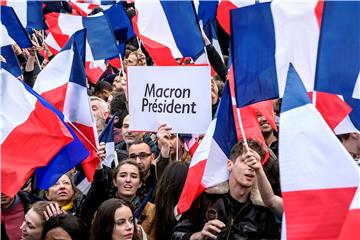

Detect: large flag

[33,30,99,182]
[314,1,360,132]
[279,64,360,239]
[45,11,119,83]
[177,81,237,214]
[217,0,269,35]
[230,1,353,133]
[194,0,218,27]
[0,68,72,197]
[133,0,207,65]
[45,12,119,61]
[231,1,320,107]
[1,0,46,33]
[1,5,31,48]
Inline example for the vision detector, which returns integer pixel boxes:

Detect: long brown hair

[90,198,140,240]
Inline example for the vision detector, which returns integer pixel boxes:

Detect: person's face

[1,193,14,209]
[227,149,257,188]
[20,209,44,240]
[125,54,138,67]
[113,76,126,93]
[44,227,72,240]
[128,143,154,177]
[46,175,74,206]
[99,89,112,102]
[113,164,142,199]
[122,115,143,144]
[112,206,134,240]
[257,112,273,134]
[91,100,107,134]
[136,52,146,66]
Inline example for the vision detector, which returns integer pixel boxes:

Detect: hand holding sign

[128,66,212,134]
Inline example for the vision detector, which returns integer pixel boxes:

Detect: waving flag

[0,45,21,78]
[231,1,320,107]
[194,0,218,27]
[279,64,360,239]
[34,30,99,182]
[133,0,206,65]
[177,81,237,214]
[315,1,360,131]
[99,116,116,167]
[0,68,73,197]
[104,2,135,56]
[1,0,46,33]
[1,5,31,48]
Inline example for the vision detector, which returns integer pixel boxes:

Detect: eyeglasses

[129,152,152,160]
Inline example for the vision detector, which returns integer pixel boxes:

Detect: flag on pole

[1,0,46,33]
[33,30,99,182]
[177,81,237,214]
[1,68,74,197]
[314,1,360,131]
[1,5,31,48]
[133,0,207,65]
[279,64,360,239]
[99,116,116,167]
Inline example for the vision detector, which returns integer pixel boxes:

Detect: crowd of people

[2,1,360,240]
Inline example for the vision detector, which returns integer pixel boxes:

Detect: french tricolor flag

[133,0,207,66]
[177,81,237,214]
[279,64,360,239]
[33,30,99,182]
[1,5,31,48]
[230,1,353,134]
[315,1,360,132]
[0,0,46,33]
[0,68,73,197]
[45,11,119,83]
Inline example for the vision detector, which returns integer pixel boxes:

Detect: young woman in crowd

[153,162,189,240]
[41,214,89,240]
[81,160,154,239]
[91,198,144,240]
[20,201,60,240]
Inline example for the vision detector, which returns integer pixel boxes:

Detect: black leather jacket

[172,193,280,240]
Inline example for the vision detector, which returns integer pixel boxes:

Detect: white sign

[128,66,212,134]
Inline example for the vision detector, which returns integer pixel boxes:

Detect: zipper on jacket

[225,201,251,240]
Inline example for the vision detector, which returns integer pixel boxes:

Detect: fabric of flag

[33,30,99,182]
[314,1,360,131]
[182,134,200,158]
[217,0,270,35]
[177,81,237,214]
[103,2,135,57]
[98,116,116,167]
[45,12,119,61]
[0,68,74,197]
[133,0,207,66]
[194,0,218,27]
[279,64,360,239]
[0,0,46,33]
[231,1,320,107]
[69,0,100,16]
[1,5,31,48]
[0,45,22,78]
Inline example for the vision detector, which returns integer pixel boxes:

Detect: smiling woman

[90,198,141,240]
[20,201,53,240]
